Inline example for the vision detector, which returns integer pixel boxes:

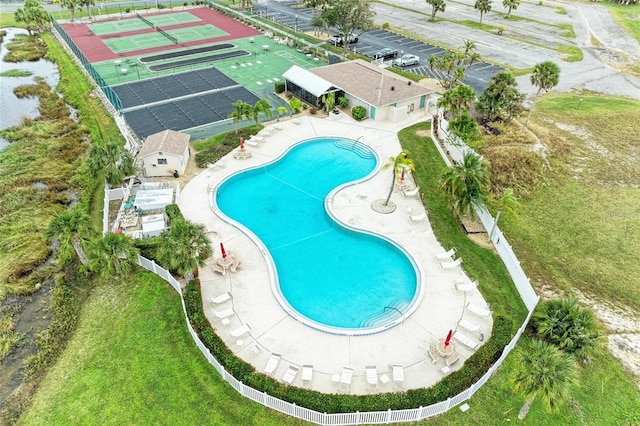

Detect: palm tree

[521,61,560,131]
[440,151,490,219]
[448,113,480,145]
[487,187,518,242]
[276,106,288,121]
[531,297,603,359]
[227,100,253,133]
[253,98,274,126]
[426,0,446,21]
[156,219,212,281]
[511,338,579,420]
[383,150,415,207]
[503,0,520,18]
[46,208,93,265]
[87,232,139,277]
[474,0,492,23]
[87,139,136,187]
[56,0,81,22]
[476,71,523,122]
[438,84,476,119]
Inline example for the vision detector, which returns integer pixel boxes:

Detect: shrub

[164,204,184,222]
[351,105,367,121]
[125,7,130,13]
[338,96,349,108]
[274,81,285,94]
[309,107,317,115]
[382,21,390,29]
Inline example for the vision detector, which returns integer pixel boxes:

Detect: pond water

[0,27,60,150]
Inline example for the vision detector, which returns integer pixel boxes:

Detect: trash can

[173,170,179,178]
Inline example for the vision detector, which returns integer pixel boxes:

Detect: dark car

[373,48,399,60]
[329,33,359,46]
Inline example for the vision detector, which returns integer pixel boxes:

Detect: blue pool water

[215,138,418,332]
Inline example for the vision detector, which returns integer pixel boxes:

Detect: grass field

[502,93,640,311]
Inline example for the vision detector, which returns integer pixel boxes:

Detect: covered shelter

[137,130,190,177]
[133,188,173,213]
[282,65,342,109]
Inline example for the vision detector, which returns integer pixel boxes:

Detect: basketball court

[58,7,325,139]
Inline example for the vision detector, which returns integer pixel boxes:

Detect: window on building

[157,158,168,165]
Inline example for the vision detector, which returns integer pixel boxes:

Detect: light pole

[295,15,298,32]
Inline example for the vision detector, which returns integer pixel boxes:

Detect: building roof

[309,60,433,107]
[283,65,336,97]
[138,130,190,157]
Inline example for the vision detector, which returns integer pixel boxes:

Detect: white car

[393,54,420,67]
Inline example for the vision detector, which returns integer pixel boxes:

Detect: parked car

[329,33,359,46]
[373,48,399,60]
[393,54,420,67]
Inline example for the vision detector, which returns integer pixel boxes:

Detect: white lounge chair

[428,345,440,364]
[213,307,234,320]
[229,324,250,338]
[458,318,482,332]
[264,353,281,375]
[366,365,378,390]
[301,364,313,388]
[339,367,354,392]
[392,364,404,389]
[282,365,299,384]
[245,136,264,147]
[455,280,478,292]
[409,212,428,222]
[453,331,479,350]
[435,247,457,260]
[402,186,420,198]
[440,257,462,269]
[466,302,491,317]
[209,292,231,305]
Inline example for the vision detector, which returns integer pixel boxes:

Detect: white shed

[137,130,190,177]
[141,214,166,238]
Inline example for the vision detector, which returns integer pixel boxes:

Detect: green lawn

[19,272,307,426]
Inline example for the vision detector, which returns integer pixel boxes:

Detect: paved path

[178,113,493,394]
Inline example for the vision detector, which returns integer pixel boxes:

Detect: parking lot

[252,1,502,93]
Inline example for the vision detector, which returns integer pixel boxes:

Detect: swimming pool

[214,137,420,334]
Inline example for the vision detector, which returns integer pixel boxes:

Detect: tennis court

[103,25,229,53]
[139,43,235,63]
[88,12,201,36]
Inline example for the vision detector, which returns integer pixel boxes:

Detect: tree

[321,92,336,113]
[87,139,136,187]
[276,106,288,121]
[474,0,492,23]
[428,41,479,90]
[448,113,481,145]
[503,0,520,18]
[476,71,524,122]
[304,0,329,9]
[320,0,375,54]
[46,208,93,265]
[227,100,253,133]
[511,339,579,420]
[253,98,273,125]
[438,84,476,119]
[310,11,328,37]
[87,232,139,277]
[289,98,303,114]
[487,187,518,242]
[55,0,81,22]
[382,150,415,207]
[14,0,50,35]
[80,0,95,19]
[521,61,560,131]
[531,297,603,359]
[156,218,212,280]
[440,151,490,219]
[426,0,446,20]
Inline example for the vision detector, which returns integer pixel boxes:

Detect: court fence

[102,122,539,424]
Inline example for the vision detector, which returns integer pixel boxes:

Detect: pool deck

[178,111,493,395]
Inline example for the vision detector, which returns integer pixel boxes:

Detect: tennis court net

[135,13,154,28]
[156,27,179,45]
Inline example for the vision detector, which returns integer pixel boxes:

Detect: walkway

[177,111,492,395]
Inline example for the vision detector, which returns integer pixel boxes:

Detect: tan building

[283,59,436,122]
[137,130,190,177]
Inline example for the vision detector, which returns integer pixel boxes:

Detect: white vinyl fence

[127,114,540,424]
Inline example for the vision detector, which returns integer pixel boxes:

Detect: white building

[137,129,190,177]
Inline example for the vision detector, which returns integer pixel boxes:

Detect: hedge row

[184,280,515,413]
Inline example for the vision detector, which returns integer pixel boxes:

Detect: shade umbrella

[444,329,453,346]
[400,168,405,183]
[220,242,227,259]
[240,137,244,150]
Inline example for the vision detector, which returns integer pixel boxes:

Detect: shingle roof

[283,65,335,97]
[138,130,190,157]
[309,60,433,107]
